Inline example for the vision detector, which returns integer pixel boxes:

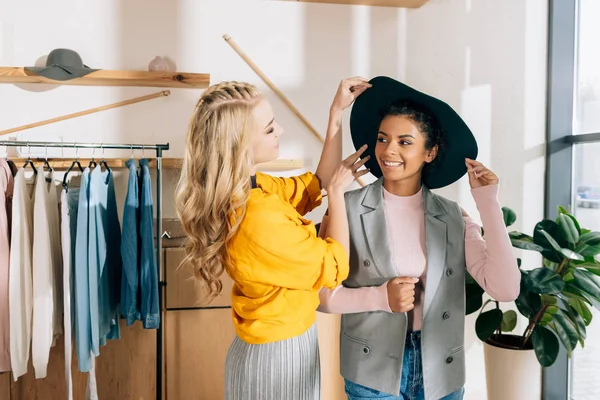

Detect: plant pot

[483,334,541,400]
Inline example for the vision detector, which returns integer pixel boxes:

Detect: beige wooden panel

[165,309,345,400]
[0,372,11,399]
[166,308,235,400]
[10,321,156,400]
[165,248,233,309]
[317,313,346,400]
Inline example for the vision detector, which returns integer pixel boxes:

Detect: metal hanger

[99,144,111,173]
[89,145,97,168]
[42,143,53,183]
[22,143,38,175]
[62,143,84,191]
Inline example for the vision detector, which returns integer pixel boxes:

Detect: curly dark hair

[378,99,446,179]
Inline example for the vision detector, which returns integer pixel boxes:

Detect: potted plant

[466,206,600,400]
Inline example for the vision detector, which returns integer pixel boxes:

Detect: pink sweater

[318,184,521,331]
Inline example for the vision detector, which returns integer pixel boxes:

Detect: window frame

[545,0,600,398]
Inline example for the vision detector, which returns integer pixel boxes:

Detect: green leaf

[539,230,562,252]
[535,220,568,248]
[466,282,484,315]
[563,283,600,312]
[476,308,503,341]
[540,313,553,324]
[547,305,559,314]
[563,305,587,345]
[502,207,517,227]
[580,244,600,258]
[572,269,600,301]
[532,325,560,367]
[515,281,542,318]
[550,311,579,356]
[510,232,545,252]
[557,207,583,235]
[517,258,522,268]
[544,258,558,269]
[523,268,566,295]
[558,205,570,215]
[534,221,567,262]
[501,310,517,332]
[578,263,600,276]
[582,229,592,235]
[579,232,600,246]
[564,271,575,282]
[568,296,593,326]
[560,248,584,261]
[557,214,579,244]
[576,232,600,257]
[541,294,558,305]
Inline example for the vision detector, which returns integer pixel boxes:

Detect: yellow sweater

[226,172,349,344]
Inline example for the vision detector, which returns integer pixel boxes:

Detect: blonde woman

[176,78,371,399]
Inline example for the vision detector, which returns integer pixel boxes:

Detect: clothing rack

[0,139,169,400]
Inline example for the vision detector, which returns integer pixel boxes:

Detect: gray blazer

[340,178,466,399]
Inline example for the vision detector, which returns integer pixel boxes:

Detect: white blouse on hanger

[32,167,63,379]
[8,168,35,380]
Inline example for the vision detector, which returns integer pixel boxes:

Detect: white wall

[0,0,548,398]
[404,1,548,398]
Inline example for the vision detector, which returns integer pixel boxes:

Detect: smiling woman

[374,100,442,196]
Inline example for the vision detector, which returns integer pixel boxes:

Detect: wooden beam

[0,91,170,136]
[281,0,428,7]
[0,67,210,89]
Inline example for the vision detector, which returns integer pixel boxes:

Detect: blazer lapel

[360,178,396,278]
[423,187,447,318]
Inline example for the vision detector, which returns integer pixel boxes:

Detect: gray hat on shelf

[25,48,99,81]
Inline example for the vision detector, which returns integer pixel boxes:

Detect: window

[574,1,600,136]
[571,144,600,400]
[546,1,600,399]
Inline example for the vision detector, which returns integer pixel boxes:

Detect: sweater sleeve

[234,197,349,290]
[464,184,521,302]
[318,284,392,314]
[255,172,322,216]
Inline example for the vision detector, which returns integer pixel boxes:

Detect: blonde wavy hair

[176,81,261,300]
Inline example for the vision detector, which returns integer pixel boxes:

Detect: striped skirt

[224,323,320,400]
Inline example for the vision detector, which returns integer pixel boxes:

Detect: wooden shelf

[9,158,303,171]
[279,0,428,7]
[0,67,210,89]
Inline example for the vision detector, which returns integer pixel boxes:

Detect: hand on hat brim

[465,158,499,189]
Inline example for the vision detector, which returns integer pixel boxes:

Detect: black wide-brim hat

[350,76,478,189]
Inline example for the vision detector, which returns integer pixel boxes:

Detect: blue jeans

[345,331,465,400]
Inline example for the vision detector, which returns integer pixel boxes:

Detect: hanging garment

[6,160,18,178]
[61,183,80,400]
[0,159,15,372]
[32,167,63,379]
[139,159,159,329]
[8,168,35,380]
[74,168,94,371]
[120,159,140,326]
[89,167,121,348]
[71,168,99,399]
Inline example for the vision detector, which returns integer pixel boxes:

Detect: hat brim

[24,66,98,81]
[349,76,478,189]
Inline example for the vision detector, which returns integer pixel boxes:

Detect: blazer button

[443,312,451,320]
[446,268,453,276]
[446,356,454,364]
[363,346,370,354]
[363,260,370,267]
